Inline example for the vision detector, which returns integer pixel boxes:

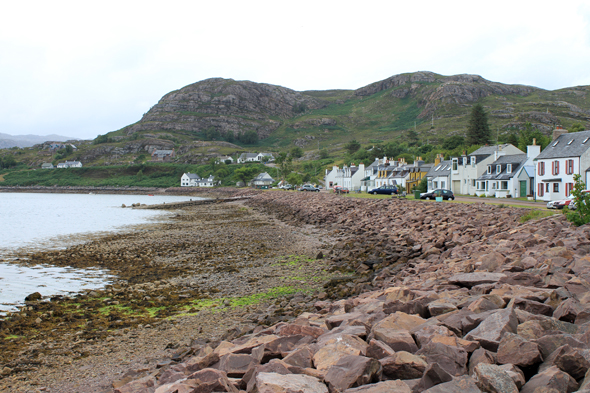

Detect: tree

[287,173,303,186]
[570,123,585,133]
[466,103,491,146]
[290,146,304,159]
[319,149,329,159]
[566,174,590,226]
[407,130,419,147]
[345,139,361,154]
[65,145,74,154]
[239,130,258,145]
[417,176,428,193]
[442,135,465,150]
[517,122,550,151]
[275,152,292,180]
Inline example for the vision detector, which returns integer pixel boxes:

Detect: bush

[566,174,590,226]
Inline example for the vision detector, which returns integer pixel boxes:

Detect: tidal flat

[0,197,340,392]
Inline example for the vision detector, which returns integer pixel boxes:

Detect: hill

[2,71,589,170]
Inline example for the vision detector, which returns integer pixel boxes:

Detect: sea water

[0,192,199,312]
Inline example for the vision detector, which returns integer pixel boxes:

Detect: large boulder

[464,308,518,351]
[254,372,328,393]
[324,355,382,393]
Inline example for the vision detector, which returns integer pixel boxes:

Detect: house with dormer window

[450,144,523,195]
[534,127,590,201]
[426,154,452,192]
[476,142,541,197]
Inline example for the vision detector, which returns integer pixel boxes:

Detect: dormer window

[487,165,492,174]
[496,165,501,174]
[462,157,467,166]
[507,164,512,173]
[471,156,476,167]
[452,158,458,171]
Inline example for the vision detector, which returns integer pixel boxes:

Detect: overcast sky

[1,0,589,140]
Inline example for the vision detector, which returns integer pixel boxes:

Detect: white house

[237,153,258,163]
[324,165,344,189]
[426,154,452,192]
[534,128,590,201]
[256,153,274,162]
[181,172,201,187]
[252,172,275,189]
[41,163,54,169]
[450,144,523,195]
[476,142,541,198]
[216,156,234,164]
[341,163,366,191]
[196,175,218,187]
[57,160,83,168]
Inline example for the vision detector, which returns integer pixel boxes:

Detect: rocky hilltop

[127,78,324,139]
[119,72,590,150]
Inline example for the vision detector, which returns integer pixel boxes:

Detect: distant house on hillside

[237,153,258,163]
[151,149,175,162]
[181,173,219,187]
[216,156,234,164]
[251,172,275,189]
[57,160,82,168]
[41,163,54,169]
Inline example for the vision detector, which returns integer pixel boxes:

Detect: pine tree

[466,103,491,145]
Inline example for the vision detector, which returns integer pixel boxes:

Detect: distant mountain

[0,133,78,149]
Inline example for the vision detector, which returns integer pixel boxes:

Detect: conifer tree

[466,103,491,145]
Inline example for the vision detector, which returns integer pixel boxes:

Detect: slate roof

[426,160,452,177]
[253,172,274,182]
[184,173,201,180]
[535,130,590,160]
[477,154,528,181]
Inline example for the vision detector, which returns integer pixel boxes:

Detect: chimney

[527,143,541,159]
[434,153,443,166]
[553,125,567,141]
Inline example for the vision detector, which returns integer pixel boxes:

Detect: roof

[183,173,201,180]
[535,130,590,160]
[239,153,259,159]
[254,172,274,181]
[477,154,528,181]
[469,144,518,156]
[426,160,452,177]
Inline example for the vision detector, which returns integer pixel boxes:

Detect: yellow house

[405,156,432,191]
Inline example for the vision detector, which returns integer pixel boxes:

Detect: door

[519,181,527,198]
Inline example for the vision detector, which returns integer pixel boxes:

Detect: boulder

[379,351,428,380]
[365,339,395,360]
[448,273,506,288]
[520,366,578,393]
[415,363,453,392]
[415,341,468,376]
[254,372,328,393]
[473,363,518,393]
[468,348,497,376]
[538,344,590,380]
[421,375,481,393]
[324,355,382,393]
[343,380,411,393]
[497,333,543,368]
[185,368,238,393]
[464,308,518,351]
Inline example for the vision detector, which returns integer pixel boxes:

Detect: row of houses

[325,127,590,202]
[42,160,83,169]
[236,153,274,163]
[181,171,275,188]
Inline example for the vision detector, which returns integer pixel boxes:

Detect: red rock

[520,366,578,393]
[255,372,328,393]
[365,339,395,360]
[415,341,468,376]
[114,375,156,393]
[473,363,518,393]
[324,355,382,393]
[464,308,518,351]
[186,368,238,393]
[379,351,428,380]
[343,380,411,393]
[497,332,543,368]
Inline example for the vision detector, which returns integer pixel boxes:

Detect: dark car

[368,185,398,195]
[420,189,455,200]
[299,184,320,192]
[332,185,349,194]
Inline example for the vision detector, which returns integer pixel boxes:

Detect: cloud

[1,0,589,139]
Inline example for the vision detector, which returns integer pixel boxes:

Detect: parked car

[368,185,398,195]
[547,195,574,209]
[299,184,320,192]
[333,185,349,193]
[420,189,455,200]
[279,183,294,190]
[568,190,590,210]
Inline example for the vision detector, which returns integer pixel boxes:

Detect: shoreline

[0,193,338,392]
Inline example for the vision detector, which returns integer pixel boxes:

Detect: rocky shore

[3,190,590,392]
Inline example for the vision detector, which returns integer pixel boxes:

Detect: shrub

[566,174,590,226]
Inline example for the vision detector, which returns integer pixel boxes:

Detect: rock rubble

[110,192,590,392]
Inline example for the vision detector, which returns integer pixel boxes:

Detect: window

[566,183,574,196]
[462,157,467,166]
[546,183,550,192]
[566,159,574,175]
[538,183,544,196]
[507,164,512,173]
[487,166,492,174]
[472,179,476,187]
[496,165,501,174]
[554,183,559,193]
[501,181,508,190]
[552,160,560,175]
[452,159,458,171]
[433,181,438,189]
[538,161,545,175]
[471,156,476,167]
[553,140,559,147]
[441,181,445,189]
[492,182,497,190]
[584,137,589,144]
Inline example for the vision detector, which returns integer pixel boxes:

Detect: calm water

[0,192,200,312]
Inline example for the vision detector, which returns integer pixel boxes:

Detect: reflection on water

[0,262,115,313]
[0,192,201,312]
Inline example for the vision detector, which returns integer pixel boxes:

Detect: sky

[1,0,590,140]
